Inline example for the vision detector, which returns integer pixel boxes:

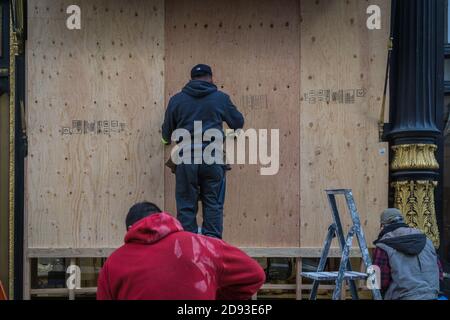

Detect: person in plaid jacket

[372,208,443,300]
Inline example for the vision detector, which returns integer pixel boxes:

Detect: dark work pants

[175,163,226,239]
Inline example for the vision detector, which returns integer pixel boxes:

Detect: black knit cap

[191,64,212,78]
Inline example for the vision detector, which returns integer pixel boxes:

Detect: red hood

[124,212,183,244]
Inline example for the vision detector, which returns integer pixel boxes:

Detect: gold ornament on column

[391,144,439,171]
[391,180,440,248]
[390,143,440,248]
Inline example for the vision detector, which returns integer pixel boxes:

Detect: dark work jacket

[162,80,244,144]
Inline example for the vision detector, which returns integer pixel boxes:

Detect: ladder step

[301,271,368,281]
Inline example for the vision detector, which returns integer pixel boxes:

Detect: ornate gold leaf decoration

[8,16,17,300]
[391,180,440,248]
[391,144,439,171]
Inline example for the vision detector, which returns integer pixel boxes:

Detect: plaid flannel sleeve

[372,247,391,292]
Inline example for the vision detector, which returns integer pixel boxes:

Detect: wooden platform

[26,249,369,300]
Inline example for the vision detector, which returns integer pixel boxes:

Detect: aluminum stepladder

[301,189,382,300]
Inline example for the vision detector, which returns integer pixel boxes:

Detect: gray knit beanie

[380,208,405,225]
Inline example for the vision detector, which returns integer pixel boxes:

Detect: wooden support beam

[30,287,97,297]
[27,247,364,258]
[68,258,76,300]
[296,258,302,300]
[22,258,30,300]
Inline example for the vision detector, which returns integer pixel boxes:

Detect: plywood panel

[165,0,301,247]
[299,0,390,247]
[26,0,391,251]
[26,0,165,248]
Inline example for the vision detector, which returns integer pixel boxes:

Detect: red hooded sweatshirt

[96,212,265,300]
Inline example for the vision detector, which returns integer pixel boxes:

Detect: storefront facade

[0,0,448,299]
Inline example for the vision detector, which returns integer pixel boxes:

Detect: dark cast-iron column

[386,0,445,248]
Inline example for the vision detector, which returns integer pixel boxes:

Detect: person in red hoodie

[97,202,265,300]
